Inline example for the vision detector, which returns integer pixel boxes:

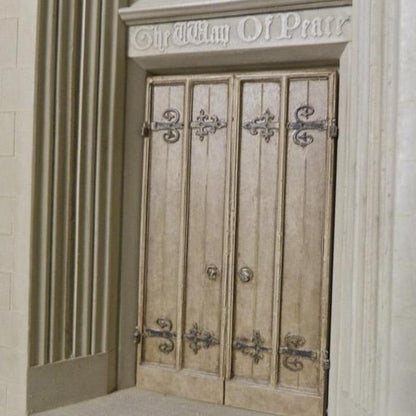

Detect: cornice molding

[119,0,352,26]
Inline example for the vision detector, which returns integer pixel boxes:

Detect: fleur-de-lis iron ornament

[279,333,319,372]
[144,318,176,354]
[190,109,227,141]
[233,331,272,364]
[151,108,184,143]
[184,323,220,354]
[242,108,279,143]
[287,105,329,148]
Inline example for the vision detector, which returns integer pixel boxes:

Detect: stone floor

[34,388,270,416]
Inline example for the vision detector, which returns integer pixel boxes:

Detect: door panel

[279,78,330,393]
[137,71,337,416]
[224,72,336,416]
[142,83,185,367]
[137,77,233,404]
[183,81,230,375]
[232,79,281,383]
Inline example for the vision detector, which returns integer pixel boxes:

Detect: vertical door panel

[279,78,329,393]
[142,83,185,366]
[232,80,281,382]
[183,82,230,375]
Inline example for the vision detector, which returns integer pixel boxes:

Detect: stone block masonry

[0,1,38,415]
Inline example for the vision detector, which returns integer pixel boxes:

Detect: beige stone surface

[389,1,416,414]
[34,388,270,416]
[0,1,38,415]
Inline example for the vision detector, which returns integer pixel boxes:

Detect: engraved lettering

[210,25,230,46]
[277,12,302,40]
[311,17,323,37]
[131,11,352,55]
[301,19,311,39]
[153,26,170,52]
[265,15,274,41]
[238,16,263,42]
[173,20,230,47]
[335,16,351,36]
[173,22,186,45]
[134,26,154,50]
[323,16,335,37]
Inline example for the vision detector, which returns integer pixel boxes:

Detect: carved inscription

[135,21,230,52]
[132,9,351,54]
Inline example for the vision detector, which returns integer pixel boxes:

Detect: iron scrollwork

[190,109,227,141]
[233,331,272,364]
[184,323,219,354]
[279,333,319,372]
[287,105,329,148]
[242,108,279,143]
[151,108,184,143]
[144,318,176,354]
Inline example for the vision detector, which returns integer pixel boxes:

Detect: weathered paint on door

[136,70,337,416]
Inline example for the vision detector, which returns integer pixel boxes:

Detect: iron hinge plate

[329,122,339,139]
[323,350,330,370]
[141,121,150,138]
[133,326,141,344]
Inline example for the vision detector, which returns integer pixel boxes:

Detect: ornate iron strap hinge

[134,319,220,355]
[279,333,319,372]
[287,105,338,148]
[242,108,279,143]
[190,109,227,141]
[184,323,219,354]
[233,331,272,364]
[141,318,177,354]
[143,108,184,143]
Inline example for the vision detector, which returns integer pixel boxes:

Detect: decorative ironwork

[144,318,176,354]
[279,333,319,372]
[151,108,184,143]
[206,264,219,281]
[190,109,227,140]
[287,105,330,148]
[242,108,279,143]
[238,266,253,283]
[233,331,272,364]
[133,326,141,344]
[184,323,220,354]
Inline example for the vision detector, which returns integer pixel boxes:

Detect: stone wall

[389,1,416,415]
[0,1,38,415]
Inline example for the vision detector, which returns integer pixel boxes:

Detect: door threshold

[33,387,271,416]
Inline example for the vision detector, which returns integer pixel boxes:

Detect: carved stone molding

[120,0,352,26]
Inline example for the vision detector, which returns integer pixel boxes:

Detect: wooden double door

[136,70,337,416]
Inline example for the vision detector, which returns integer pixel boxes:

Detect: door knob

[238,267,253,283]
[206,264,219,280]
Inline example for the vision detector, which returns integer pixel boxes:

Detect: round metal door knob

[206,265,219,280]
[238,267,253,283]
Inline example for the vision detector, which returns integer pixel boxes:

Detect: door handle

[206,264,220,280]
[238,266,253,283]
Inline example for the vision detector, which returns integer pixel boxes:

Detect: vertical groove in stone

[91,0,112,355]
[103,0,126,355]
[72,0,103,358]
[102,0,128,355]
[30,0,59,367]
[31,0,125,367]
[49,0,84,364]
[63,0,84,361]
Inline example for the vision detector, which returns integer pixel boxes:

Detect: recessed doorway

[135,70,337,416]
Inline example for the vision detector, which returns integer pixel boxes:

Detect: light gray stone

[34,388,270,416]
